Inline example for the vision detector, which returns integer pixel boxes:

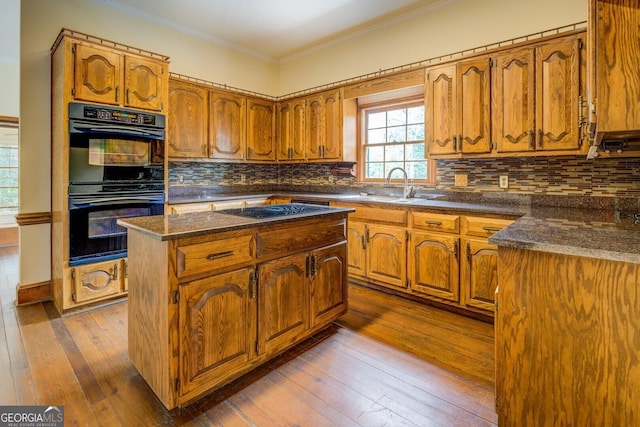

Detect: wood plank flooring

[0,245,497,426]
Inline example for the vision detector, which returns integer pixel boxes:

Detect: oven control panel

[68,102,165,128]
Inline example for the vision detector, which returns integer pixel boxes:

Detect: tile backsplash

[169,156,640,197]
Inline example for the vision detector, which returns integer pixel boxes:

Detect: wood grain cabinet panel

[457,57,492,154]
[72,43,167,112]
[176,234,254,279]
[346,220,367,277]
[461,238,498,312]
[209,91,246,160]
[167,80,208,158]
[366,224,407,289]
[247,98,276,161]
[70,259,123,303]
[310,242,347,328]
[179,267,256,401]
[408,231,459,302]
[426,64,457,155]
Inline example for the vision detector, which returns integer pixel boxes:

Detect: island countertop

[117,203,355,241]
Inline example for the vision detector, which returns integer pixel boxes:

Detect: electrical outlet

[499,175,509,189]
[240,173,246,184]
[454,174,468,187]
[178,175,184,184]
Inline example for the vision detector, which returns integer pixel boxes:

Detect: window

[0,119,18,224]
[359,99,433,183]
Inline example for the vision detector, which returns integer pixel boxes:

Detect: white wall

[0,0,19,117]
[279,0,587,93]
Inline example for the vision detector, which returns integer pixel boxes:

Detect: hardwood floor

[0,245,497,426]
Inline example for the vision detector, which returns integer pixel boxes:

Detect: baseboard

[16,281,52,306]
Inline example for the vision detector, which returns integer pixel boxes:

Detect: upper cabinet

[72,43,168,112]
[426,32,585,159]
[167,78,276,162]
[277,88,343,162]
[588,0,640,147]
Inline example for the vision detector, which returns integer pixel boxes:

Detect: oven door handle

[70,123,165,139]
[69,195,165,209]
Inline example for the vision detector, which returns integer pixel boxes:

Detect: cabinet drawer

[70,259,123,303]
[256,219,346,259]
[461,216,513,238]
[341,205,407,225]
[411,212,459,233]
[170,203,212,214]
[176,234,254,278]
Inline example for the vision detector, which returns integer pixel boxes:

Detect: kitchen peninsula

[117,204,353,409]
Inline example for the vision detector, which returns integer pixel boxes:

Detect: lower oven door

[69,198,164,266]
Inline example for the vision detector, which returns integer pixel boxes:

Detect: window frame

[0,116,19,222]
[357,96,435,184]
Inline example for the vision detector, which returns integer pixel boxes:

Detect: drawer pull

[482,226,502,233]
[424,220,443,226]
[206,251,234,261]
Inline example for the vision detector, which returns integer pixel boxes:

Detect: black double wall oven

[68,102,165,266]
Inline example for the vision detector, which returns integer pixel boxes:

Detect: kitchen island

[118,204,353,409]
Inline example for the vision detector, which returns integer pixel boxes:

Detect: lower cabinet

[179,267,257,399]
[408,231,459,302]
[65,257,127,308]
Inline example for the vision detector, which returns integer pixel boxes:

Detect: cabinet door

[167,81,208,158]
[346,221,366,277]
[179,267,256,398]
[366,224,407,289]
[70,259,123,304]
[123,55,166,111]
[306,94,324,160]
[73,43,122,105]
[310,242,347,328]
[426,64,457,155]
[209,91,246,160]
[277,102,292,160]
[247,98,276,161]
[535,36,581,151]
[408,231,459,302]
[458,57,492,154]
[290,99,306,160]
[494,48,536,153]
[461,238,498,312]
[322,89,342,160]
[258,252,309,356]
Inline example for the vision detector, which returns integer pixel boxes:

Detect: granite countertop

[161,189,640,263]
[117,204,354,241]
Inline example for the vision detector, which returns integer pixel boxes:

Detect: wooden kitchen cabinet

[494,35,582,153]
[365,223,407,290]
[460,216,514,313]
[277,99,306,161]
[278,89,343,162]
[408,231,460,302]
[67,258,126,305]
[425,57,491,156]
[310,242,347,327]
[179,267,257,400]
[169,202,213,214]
[209,91,246,160]
[588,0,640,145]
[247,98,276,161]
[167,79,208,158]
[346,220,367,277]
[72,42,168,112]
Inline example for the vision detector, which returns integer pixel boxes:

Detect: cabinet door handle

[482,226,502,233]
[537,129,543,149]
[424,220,443,226]
[466,242,471,262]
[453,241,459,260]
[453,135,457,152]
[249,270,256,299]
[206,251,234,261]
[126,88,130,105]
[360,235,366,250]
[115,87,119,103]
[113,263,119,280]
[310,255,317,276]
[365,227,370,243]
[529,130,535,149]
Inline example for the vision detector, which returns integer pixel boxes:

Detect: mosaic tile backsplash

[169,156,640,197]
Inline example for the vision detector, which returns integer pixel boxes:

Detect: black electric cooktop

[220,203,330,219]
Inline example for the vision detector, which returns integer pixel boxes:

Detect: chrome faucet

[386,167,416,198]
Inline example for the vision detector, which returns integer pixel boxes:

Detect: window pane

[407,124,424,142]
[366,146,384,162]
[406,143,425,160]
[385,145,404,162]
[368,128,386,144]
[0,188,18,207]
[387,109,406,127]
[407,106,424,124]
[387,126,406,143]
[0,168,18,185]
[368,112,386,129]
[385,163,405,178]
[407,161,428,180]
[366,162,384,179]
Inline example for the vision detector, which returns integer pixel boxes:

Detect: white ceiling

[92,0,452,62]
